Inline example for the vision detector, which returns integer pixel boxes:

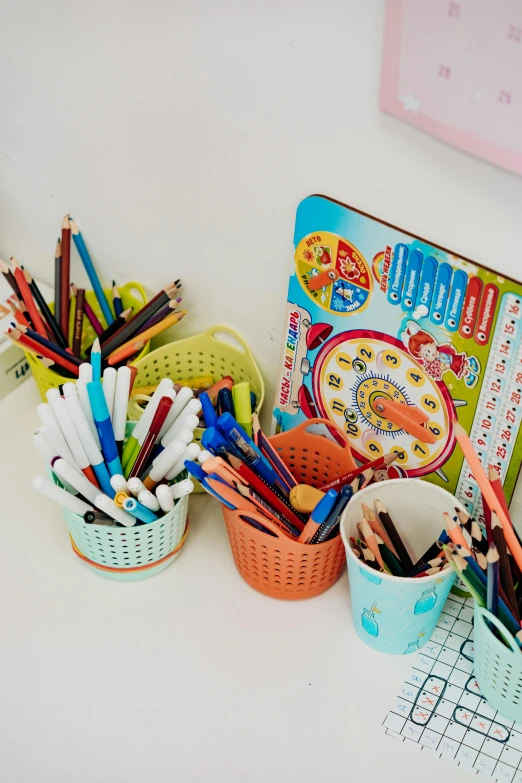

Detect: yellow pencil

[107,310,186,366]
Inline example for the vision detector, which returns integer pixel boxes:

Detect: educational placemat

[383,593,522,780]
[272,195,522,516]
[380,0,522,175]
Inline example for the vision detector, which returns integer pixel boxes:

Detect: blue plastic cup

[340,479,460,655]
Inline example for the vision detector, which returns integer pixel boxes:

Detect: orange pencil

[488,466,515,529]
[11,258,47,337]
[106,310,186,365]
[362,503,398,557]
[106,340,146,367]
[9,300,30,328]
[453,420,522,572]
[443,511,472,554]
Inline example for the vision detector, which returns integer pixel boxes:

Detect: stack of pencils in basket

[443,420,522,650]
[32,351,201,527]
[1,215,185,375]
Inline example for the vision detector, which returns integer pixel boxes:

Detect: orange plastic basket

[221,418,357,600]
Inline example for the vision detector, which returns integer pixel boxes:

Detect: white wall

[2,0,522,414]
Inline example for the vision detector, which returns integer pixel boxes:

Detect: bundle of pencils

[444,420,522,651]
[32,362,200,527]
[2,215,186,377]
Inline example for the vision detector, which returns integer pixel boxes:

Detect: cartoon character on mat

[401,321,480,388]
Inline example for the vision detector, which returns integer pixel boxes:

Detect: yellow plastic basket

[26,282,150,401]
[128,325,264,491]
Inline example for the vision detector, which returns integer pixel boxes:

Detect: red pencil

[60,214,71,339]
[11,258,48,338]
[10,328,79,376]
[319,451,400,491]
[9,300,30,328]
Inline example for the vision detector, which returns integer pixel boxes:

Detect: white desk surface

[3,379,514,783]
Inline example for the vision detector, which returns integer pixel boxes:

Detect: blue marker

[430,263,452,324]
[445,270,468,332]
[86,380,123,476]
[299,489,338,543]
[310,484,353,544]
[200,392,218,427]
[123,496,158,524]
[216,413,280,486]
[414,255,438,315]
[401,249,422,311]
[217,388,235,417]
[69,218,114,325]
[387,244,408,304]
[184,460,207,483]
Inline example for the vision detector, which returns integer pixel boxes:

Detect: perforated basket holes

[66,495,188,569]
[275,446,343,488]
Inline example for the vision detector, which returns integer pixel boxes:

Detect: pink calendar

[380,0,522,175]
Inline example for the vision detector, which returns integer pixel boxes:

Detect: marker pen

[109,474,129,495]
[123,496,158,524]
[310,484,353,544]
[164,442,200,481]
[122,378,174,467]
[170,479,194,499]
[102,366,117,420]
[127,476,147,497]
[138,489,161,512]
[112,366,132,454]
[47,388,99,487]
[156,484,174,513]
[36,403,78,468]
[216,413,279,487]
[200,391,218,427]
[32,474,95,517]
[298,489,338,544]
[95,493,137,527]
[143,439,186,490]
[86,380,123,476]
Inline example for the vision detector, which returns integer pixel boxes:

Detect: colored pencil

[100,282,180,358]
[359,519,385,568]
[72,285,85,357]
[16,325,81,366]
[409,556,446,577]
[453,420,522,572]
[68,217,114,326]
[358,540,380,571]
[9,328,79,376]
[414,530,449,568]
[471,520,488,556]
[491,512,520,620]
[90,337,101,382]
[24,269,68,349]
[488,466,522,546]
[374,533,406,576]
[96,308,133,348]
[60,214,71,338]
[374,499,414,572]
[140,298,182,331]
[107,311,186,366]
[487,543,500,621]
[455,507,472,536]
[444,511,472,554]
[9,299,30,328]
[112,281,123,317]
[11,258,47,337]
[0,259,22,299]
[83,296,104,337]
[54,239,62,335]
[319,452,399,492]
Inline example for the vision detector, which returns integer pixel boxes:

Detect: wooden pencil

[488,466,522,546]
[11,258,47,337]
[455,507,472,536]
[24,268,68,349]
[72,286,85,358]
[9,299,30,328]
[60,214,71,339]
[82,296,104,336]
[0,259,22,299]
[453,420,522,572]
[374,499,414,572]
[106,310,186,366]
[359,519,385,569]
[486,544,500,620]
[444,512,472,554]
[97,308,133,347]
[9,328,79,376]
[491,512,520,620]
[16,324,81,366]
[374,533,406,576]
[471,520,488,556]
[54,238,62,337]
[112,281,123,317]
[320,451,399,492]
[106,340,146,367]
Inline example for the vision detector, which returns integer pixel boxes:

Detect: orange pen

[202,456,245,487]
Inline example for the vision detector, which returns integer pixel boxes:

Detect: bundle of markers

[1,214,185,374]
[32,356,202,527]
[442,420,522,650]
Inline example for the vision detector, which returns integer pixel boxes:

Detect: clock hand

[373,397,437,444]
[308,268,339,291]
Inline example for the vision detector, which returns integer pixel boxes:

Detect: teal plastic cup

[474,605,522,722]
[340,479,460,655]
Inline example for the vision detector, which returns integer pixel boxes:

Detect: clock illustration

[297,328,464,479]
[295,231,373,316]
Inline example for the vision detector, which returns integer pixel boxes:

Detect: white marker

[36,403,78,467]
[52,458,100,505]
[162,410,200,449]
[155,484,174,513]
[127,476,147,497]
[46,388,92,477]
[112,366,132,447]
[165,442,201,481]
[138,489,161,512]
[62,383,112,494]
[197,450,212,463]
[94,493,136,527]
[170,479,194,499]
[133,378,174,445]
[110,474,129,495]
[32,475,95,516]
[146,440,186,487]
[102,367,117,420]
[77,364,100,447]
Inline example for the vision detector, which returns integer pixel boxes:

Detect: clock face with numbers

[311,330,456,476]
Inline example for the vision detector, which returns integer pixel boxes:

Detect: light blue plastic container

[474,605,522,722]
[340,479,459,655]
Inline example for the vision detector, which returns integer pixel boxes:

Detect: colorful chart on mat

[383,594,522,780]
[272,195,522,513]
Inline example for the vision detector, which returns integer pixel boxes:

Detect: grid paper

[383,593,522,781]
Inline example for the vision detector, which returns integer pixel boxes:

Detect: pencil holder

[128,325,265,492]
[61,493,189,581]
[221,418,356,600]
[473,605,522,722]
[27,282,150,401]
[340,479,459,655]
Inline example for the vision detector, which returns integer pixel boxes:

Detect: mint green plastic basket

[474,605,522,722]
[61,494,189,581]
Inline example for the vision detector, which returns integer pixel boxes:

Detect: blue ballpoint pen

[216,413,280,487]
[200,392,218,428]
[310,484,354,544]
[201,426,241,459]
[87,380,123,476]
